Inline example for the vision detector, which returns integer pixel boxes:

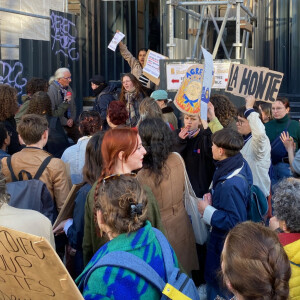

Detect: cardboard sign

[166,63,192,91]
[174,64,204,115]
[53,183,84,229]
[200,47,214,121]
[0,226,83,299]
[225,63,284,102]
[143,50,168,85]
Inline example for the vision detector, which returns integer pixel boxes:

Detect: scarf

[92,84,107,97]
[125,88,138,127]
[188,128,200,139]
[212,152,244,189]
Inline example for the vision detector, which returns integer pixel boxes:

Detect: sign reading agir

[225,63,284,102]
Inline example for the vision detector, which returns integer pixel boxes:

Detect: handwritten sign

[200,47,214,121]
[0,226,83,299]
[225,63,284,102]
[143,50,168,85]
[174,64,204,115]
[108,31,125,51]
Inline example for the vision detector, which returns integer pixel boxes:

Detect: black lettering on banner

[14,256,32,277]
[0,231,19,254]
[255,72,271,99]
[6,274,25,289]
[229,65,239,91]
[227,65,235,91]
[0,255,17,273]
[29,241,45,260]
[239,68,252,94]
[264,73,277,101]
[39,280,56,297]
[268,77,282,101]
[247,71,258,95]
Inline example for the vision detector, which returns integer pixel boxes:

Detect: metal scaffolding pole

[167,0,256,61]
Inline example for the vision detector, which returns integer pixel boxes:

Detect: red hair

[100,128,138,177]
[107,101,128,125]
[94,128,139,235]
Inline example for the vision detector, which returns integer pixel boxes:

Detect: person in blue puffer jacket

[198,128,253,300]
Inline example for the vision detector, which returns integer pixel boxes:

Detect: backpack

[234,173,268,223]
[6,155,57,224]
[83,228,199,300]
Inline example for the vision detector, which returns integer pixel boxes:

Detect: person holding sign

[117,31,155,91]
[265,97,300,186]
[236,95,271,198]
[119,73,147,127]
[77,175,179,299]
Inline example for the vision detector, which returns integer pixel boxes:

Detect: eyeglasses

[122,80,132,84]
[102,173,137,184]
[63,76,72,80]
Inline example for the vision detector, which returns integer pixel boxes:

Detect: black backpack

[6,155,57,224]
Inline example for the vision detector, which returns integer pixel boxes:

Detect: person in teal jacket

[76,175,179,299]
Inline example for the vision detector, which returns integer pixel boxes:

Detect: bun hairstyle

[222,222,291,300]
[94,175,148,235]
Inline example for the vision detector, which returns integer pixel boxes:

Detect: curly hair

[79,111,102,136]
[94,175,148,235]
[138,118,174,184]
[0,85,18,121]
[25,78,48,95]
[209,94,237,127]
[119,73,146,103]
[82,131,105,185]
[27,92,53,116]
[272,178,300,233]
[0,161,10,207]
[222,221,291,300]
[107,101,128,126]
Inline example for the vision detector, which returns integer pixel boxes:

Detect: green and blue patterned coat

[76,221,179,299]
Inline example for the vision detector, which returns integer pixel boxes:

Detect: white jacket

[240,111,271,197]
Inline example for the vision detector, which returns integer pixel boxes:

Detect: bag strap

[83,251,166,291]
[173,152,197,198]
[34,156,52,180]
[152,228,179,280]
[290,261,300,268]
[6,156,18,182]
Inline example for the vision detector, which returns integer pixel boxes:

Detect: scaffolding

[167,0,257,61]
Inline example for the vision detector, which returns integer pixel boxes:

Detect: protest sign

[0,226,83,299]
[213,61,231,89]
[225,63,284,102]
[174,64,204,115]
[143,50,168,85]
[200,47,214,121]
[53,183,84,229]
[108,31,125,51]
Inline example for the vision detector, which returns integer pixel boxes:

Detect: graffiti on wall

[50,12,79,61]
[0,61,27,95]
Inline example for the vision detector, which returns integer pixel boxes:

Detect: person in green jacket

[265,97,300,186]
[82,128,165,265]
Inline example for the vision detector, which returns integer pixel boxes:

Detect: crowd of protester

[0,64,299,300]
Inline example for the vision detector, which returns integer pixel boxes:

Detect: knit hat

[89,74,106,85]
[151,90,168,101]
